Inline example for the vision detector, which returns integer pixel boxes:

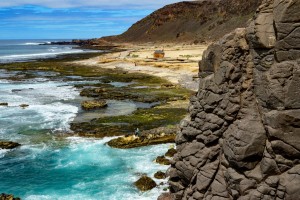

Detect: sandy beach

[71,44,208,91]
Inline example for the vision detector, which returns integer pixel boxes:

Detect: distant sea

[0,39,97,63]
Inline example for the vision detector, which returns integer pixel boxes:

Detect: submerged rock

[19,104,29,108]
[0,193,20,200]
[81,100,107,110]
[0,141,20,149]
[154,171,166,179]
[134,176,157,191]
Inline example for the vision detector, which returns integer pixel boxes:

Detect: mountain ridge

[102,0,263,43]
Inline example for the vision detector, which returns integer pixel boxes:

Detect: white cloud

[0,0,183,8]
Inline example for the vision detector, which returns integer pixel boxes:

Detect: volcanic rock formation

[168,0,300,199]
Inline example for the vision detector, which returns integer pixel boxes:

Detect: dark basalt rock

[0,141,21,149]
[134,176,157,192]
[0,103,8,106]
[167,0,300,199]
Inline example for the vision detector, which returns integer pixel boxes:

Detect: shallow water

[0,70,170,199]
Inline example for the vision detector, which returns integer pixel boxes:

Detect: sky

[0,0,182,39]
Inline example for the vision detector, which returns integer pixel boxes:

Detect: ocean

[0,41,170,199]
[0,39,97,63]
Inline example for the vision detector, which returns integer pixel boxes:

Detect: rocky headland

[167,0,300,199]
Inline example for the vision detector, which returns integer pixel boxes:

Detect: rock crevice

[169,0,300,199]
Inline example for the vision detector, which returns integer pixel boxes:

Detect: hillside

[103,0,263,43]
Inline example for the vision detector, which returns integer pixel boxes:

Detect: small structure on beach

[153,50,165,59]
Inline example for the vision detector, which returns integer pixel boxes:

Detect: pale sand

[70,44,208,91]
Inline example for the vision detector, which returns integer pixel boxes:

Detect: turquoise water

[0,70,170,199]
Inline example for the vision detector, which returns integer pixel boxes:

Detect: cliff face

[104,0,262,43]
[168,0,300,199]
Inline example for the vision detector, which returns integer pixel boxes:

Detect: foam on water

[0,70,171,199]
[0,76,80,140]
[0,137,171,200]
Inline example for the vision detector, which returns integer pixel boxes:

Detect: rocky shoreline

[0,46,193,197]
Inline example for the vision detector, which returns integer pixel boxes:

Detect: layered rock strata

[168,0,300,199]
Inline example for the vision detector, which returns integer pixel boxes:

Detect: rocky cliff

[104,0,262,43]
[168,0,300,199]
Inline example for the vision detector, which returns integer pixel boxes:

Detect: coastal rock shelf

[168,0,300,199]
[107,133,175,149]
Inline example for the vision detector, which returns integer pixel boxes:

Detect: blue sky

[0,1,181,39]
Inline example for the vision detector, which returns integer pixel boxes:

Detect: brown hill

[103,0,263,43]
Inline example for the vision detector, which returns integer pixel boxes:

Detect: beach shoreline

[70,43,208,91]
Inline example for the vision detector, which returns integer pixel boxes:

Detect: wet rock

[0,103,8,106]
[0,141,21,149]
[155,156,171,165]
[154,171,166,179]
[165,148,177,157]
[0,194,20,200]
[81,100,107,110]
[134,176,157,192]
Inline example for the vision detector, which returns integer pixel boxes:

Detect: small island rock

[134,176,157,192]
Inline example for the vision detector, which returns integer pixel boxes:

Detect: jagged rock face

[168,0,300,199]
